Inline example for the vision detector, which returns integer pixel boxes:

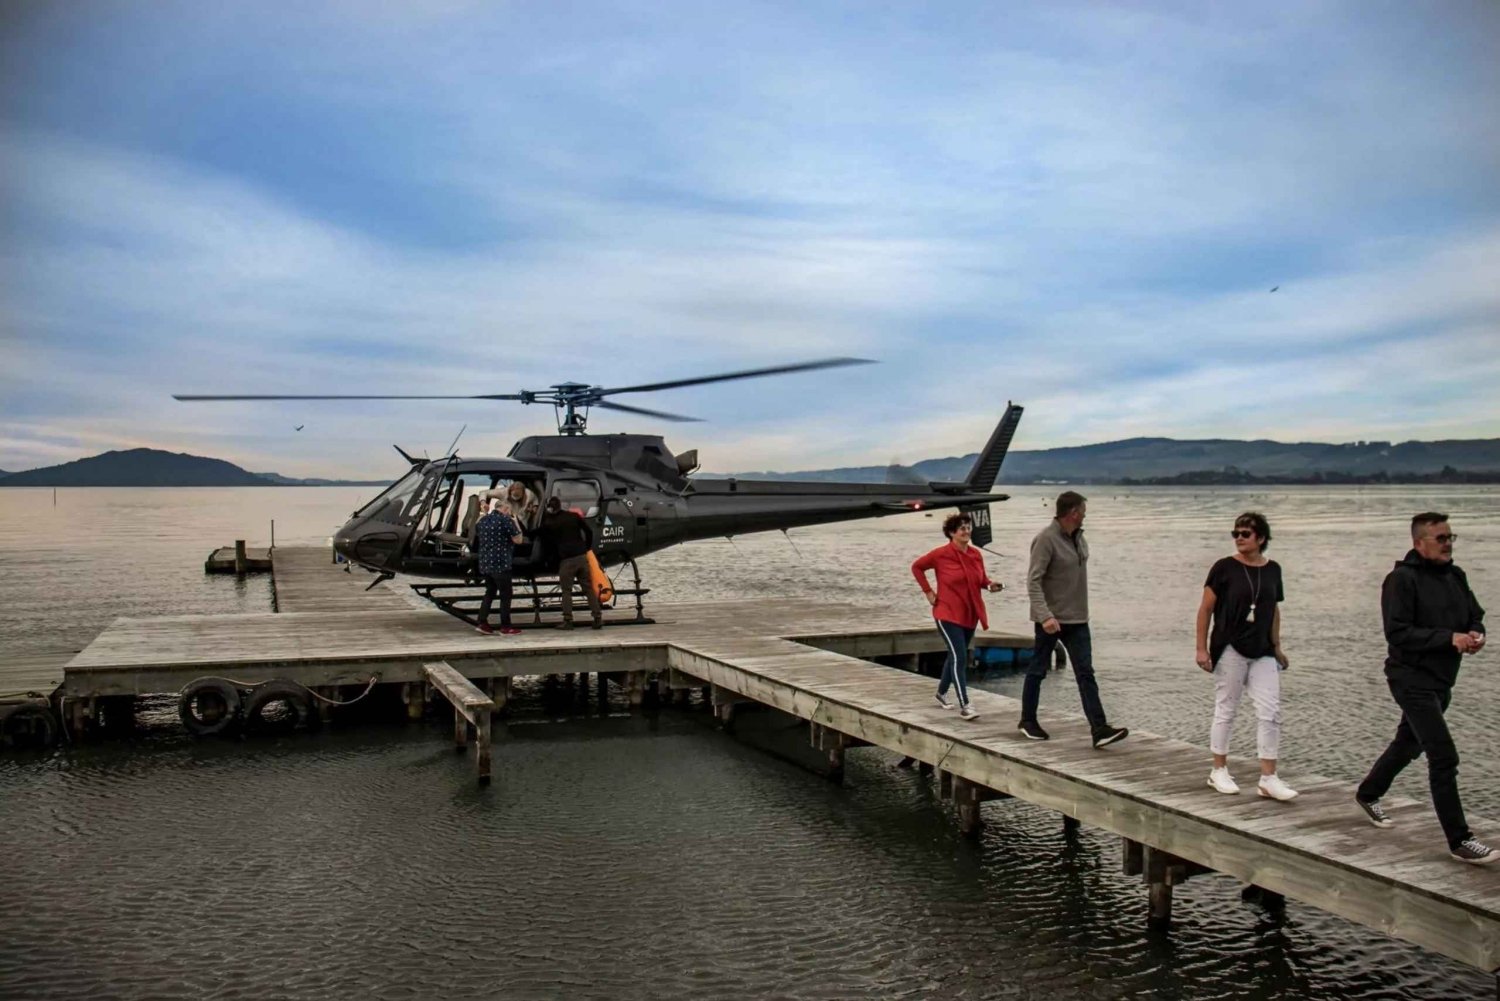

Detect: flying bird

[1269,286,1279,292]
[294,425,304,431]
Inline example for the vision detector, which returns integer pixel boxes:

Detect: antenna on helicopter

[443,424,467,458]
[173,357,875,435]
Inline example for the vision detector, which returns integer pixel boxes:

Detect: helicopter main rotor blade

[596,356,874,397]
[593,400,703,422]
[173,394,525,401]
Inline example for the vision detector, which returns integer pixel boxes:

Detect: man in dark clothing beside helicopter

[474,498,524,636]
[538,496,602,629]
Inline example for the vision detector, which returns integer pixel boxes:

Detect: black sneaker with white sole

[1355,797,1394,828]
[1450,838,1499,865]
[1091,724,1128,749]
[1017,719,1050,741]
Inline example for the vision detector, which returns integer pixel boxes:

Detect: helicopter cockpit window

[550,480,600,519]
[356,468,426,525]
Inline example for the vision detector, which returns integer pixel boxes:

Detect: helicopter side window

[549,479,600,519]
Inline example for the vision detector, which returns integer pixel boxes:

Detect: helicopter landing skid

[412,558,654,629]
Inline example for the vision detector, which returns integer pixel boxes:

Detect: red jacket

[912,542,993,630]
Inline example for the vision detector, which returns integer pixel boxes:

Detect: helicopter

[176,359,1023,619]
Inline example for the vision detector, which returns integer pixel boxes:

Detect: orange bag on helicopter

[585,551,614,605]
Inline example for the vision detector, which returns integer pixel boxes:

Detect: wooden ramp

[271,546,414,614]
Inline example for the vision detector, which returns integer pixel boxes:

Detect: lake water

[1,485,1497,999]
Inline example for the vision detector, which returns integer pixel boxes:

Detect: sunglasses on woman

[1231,529,1257,540]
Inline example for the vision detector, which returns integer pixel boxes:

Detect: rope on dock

[180,675,382,706]
[306,676,381,706]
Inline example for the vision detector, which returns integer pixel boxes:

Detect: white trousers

[1210,646,1282,760]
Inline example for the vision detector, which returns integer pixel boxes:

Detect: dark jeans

[478,570,513,628]
[557,554,603,622]
[935,619,975,707]
[1022,622,1107,730]
[1357,680,1470,849]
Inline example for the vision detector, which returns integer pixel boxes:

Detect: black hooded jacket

[1382,549,1486,690]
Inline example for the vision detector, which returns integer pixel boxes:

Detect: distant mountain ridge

[724,437,1500,484]
[0,448,386,487]
[4,437,1499,488]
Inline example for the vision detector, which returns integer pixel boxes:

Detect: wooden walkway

[48,547,1500,976]
[271,546,414,613]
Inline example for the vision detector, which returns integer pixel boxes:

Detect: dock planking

[51,546,1500,976]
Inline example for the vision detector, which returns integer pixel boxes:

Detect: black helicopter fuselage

[334,406,1022,581]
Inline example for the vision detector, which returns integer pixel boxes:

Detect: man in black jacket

[1355,512,1491,863]
[537,496,602,629]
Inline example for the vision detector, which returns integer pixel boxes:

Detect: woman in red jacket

[912,512,1004,720]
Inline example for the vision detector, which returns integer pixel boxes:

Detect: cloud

[2,2,1498,476]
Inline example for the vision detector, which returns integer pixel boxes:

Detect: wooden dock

[41,547,1500,978]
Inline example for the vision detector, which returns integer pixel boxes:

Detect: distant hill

[725,437,1500,484]
[254,471,391,487]
[0,448,275,487]
[0,449,387,487]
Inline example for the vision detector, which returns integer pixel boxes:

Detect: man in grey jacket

[1020,491,1128,748]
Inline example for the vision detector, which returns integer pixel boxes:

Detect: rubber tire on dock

[178,678,244,738]
[0,704,60,750]
[243,680,317,733]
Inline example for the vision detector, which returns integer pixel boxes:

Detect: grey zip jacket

[1028,519,1089,624]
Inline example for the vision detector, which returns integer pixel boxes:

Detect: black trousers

[478,570,513,628]
[1357,679,1470,849]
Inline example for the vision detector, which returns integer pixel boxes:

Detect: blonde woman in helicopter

[1194,511,1296,801]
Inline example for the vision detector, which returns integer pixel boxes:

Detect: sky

[2,1,1498,478]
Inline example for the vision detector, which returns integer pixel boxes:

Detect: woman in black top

[1194,512,1296,801]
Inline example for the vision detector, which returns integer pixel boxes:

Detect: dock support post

[454,711,468,751]
[954,777,983,838]
[1063,815,1080,834]
[625,671,646,708]
[939,769,954,800]
[1122,838,1144,876]
[488,676,511,715]
[234,539,247,575]
[404,682,425,721]
[711,685,738,728]
[475,710,491,784]
[1145,846,1174,929]
[1140,846,1212,931]
[809,723,846,783]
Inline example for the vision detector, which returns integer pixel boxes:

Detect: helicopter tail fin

[393,444,425,468]
[964,402,1024,491]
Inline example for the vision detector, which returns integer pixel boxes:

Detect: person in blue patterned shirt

[474,498,524,635]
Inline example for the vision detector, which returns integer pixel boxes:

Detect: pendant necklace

[1241,562,1262,623]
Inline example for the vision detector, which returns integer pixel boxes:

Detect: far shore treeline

[2,438,1500,488]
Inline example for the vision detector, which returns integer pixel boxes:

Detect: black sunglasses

[1231,529,1257,540]
[1433,533,1457,544]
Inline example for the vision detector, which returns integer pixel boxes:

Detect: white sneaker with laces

[959,704,980,721]
[1257,774,1298,801]
[1207,767,1240,795]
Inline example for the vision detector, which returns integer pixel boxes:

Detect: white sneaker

[959,704,980,720]
[1207,767,1240,795]
[1258,774,1298,801]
